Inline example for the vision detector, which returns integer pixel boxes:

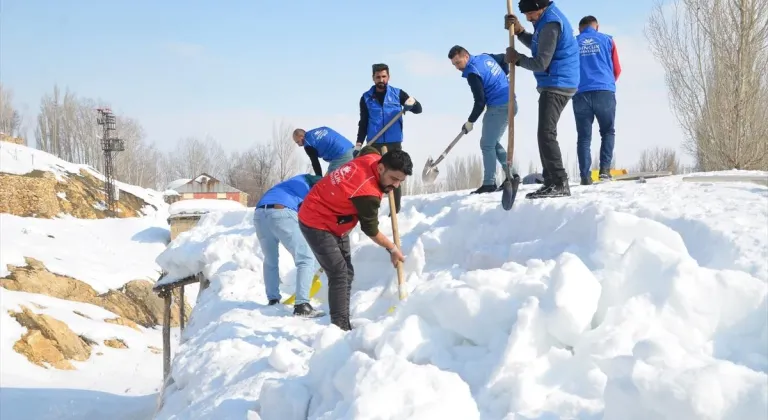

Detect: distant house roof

[166,178,191,191]
[172,172,244,194]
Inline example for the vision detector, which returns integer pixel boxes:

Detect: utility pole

[96,108,125,215]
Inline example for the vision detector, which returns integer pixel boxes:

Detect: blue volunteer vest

[256,174,322,212]
[576,27,616,94]
[530,2,580,89]
[304,126,354,161]
[461,53,509,106]
[363,85,403,144]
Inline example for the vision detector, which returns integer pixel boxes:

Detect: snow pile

[153,171,768,420]
[0,140,167,215]
[168,198,245,216]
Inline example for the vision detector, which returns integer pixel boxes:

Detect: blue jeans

[327,149,354,173]
[573,90,616,179]
[480,99,518,185]
[253,207,316,305]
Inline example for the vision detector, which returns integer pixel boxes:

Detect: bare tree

[645,0,768,170]
[271,120,299,181]
[445,155,483,191]
[227,143,276,205]
[0,84,23,137]
[168,135,228,180]
[633,146,682,173]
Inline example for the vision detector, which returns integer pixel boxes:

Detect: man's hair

[380,149,413,176]
[448,45,469,59]
[292,128,305,136]
[372,63,389,75]
[579,15,598,27]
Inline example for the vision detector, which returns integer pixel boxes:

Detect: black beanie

[518,0,551,13]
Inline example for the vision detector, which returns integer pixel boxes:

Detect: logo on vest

[330,163,355,186]
[314,129,328,139]
[485,59,501,76]
[579,38,600,56]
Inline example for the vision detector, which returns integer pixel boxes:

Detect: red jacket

[298,153,383,237]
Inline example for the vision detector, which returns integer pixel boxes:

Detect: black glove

[505,14,524,34]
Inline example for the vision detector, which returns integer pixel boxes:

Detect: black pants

[299,221,353,330]
[371,141,402,214]
[538,91,570,183]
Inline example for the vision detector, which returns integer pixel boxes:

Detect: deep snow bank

[154,171,768,420]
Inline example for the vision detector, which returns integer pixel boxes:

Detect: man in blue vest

[505,0,580,199]
[253,173,323,317]
[448,45,519,194]
[573,15,622,185]
[356,63,422,214]
[292,126,355,177]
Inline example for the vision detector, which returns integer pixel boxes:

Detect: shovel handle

[382,145,407,301]
[427,131,465,169]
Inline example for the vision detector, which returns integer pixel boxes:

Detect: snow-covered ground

[0,142,191,419]
[153,170,768,420]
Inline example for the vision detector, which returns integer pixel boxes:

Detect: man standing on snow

[356,63,422,214]
[505,0,580,199]
[447,45,519,194]
[293,126,355,177]
[254,173,323,317]
[573,15,622,185]
[297,146,412,331]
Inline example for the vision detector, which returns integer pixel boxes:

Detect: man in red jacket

[298,146,412,331]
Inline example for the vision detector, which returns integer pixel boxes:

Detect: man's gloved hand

[461,121,474,134]
[353,143,362,157]
[404,96,416,111]
[505,14,525,34]
[505,47,520,65]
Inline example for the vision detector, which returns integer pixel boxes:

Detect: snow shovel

[382,145,407,314]
[283,268,324,306]
[501,0,521,211]
[422,130,466,185]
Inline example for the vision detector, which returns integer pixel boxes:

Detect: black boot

[470,184,497,194]
[580,176,593,186]
[293,302,322,317]
[525,179,571,199]
[268,299,280,306]
[599,168,612,181]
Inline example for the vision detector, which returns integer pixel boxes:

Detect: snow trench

[153,175,768,420]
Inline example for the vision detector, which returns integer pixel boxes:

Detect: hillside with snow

[0,140,165,218]
[0,142,193,420]
[153,171,768,420]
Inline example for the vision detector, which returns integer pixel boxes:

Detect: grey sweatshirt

[516,22,577,97]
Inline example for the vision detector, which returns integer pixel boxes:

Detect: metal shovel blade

[422,157,439,184]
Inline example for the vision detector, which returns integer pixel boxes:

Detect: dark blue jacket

[576,27,617,93]
[363,85,403,144]
[531,2,580,89]
[462,53,510,106]
[256,174,322,212]
[304,126,354,161]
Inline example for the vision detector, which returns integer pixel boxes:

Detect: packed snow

[153,171,768,420]
[168,198,245,216]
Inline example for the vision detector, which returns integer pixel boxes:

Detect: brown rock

[9,306,92,369]
[104,338,128,349]
[0,165,155,219]
[104,317,140,331]
[2,257,191,328]
[148,346,162,354]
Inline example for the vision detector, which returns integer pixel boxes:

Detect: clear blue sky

[1,0,685,173]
